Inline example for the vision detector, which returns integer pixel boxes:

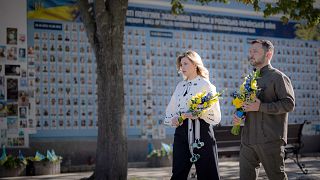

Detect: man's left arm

[259,75,295,114]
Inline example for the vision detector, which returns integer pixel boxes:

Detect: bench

[215,122,308,175]
[215,125,241,155]
[284,121,308,174]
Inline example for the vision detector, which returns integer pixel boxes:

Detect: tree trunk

[78,0,128,179]
[94,46,127,179]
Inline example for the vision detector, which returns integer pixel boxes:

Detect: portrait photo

[7,28,17,45]
[19,48,26,59]
[6,78,18,101]
[5,65,20,76]
[0,101,6,117]
[18,91,29,106]
[0,86,5,100]
[19,106,27,118]
[19,34,26,44]
[7,46,17,60]
[7,104,18,116]
[0,46,6,59]
[0,118,7,129]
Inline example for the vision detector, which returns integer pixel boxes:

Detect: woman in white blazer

[164,50,221,180]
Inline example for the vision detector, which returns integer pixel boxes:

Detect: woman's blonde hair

[176,50,209,80]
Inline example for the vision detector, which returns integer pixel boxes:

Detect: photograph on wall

[18,135,27,146]
[28,59,35,68]
[88,118,93,128]
[58,119,63,129]
[27,46,34,55]
[20,78,28,87]
[7,117,18,129]
[19,48,26,60]
[19,119,28,128]
[7,137,15,146]
[0,45,6,59]
[28,68,35,77]
[66,118,71,129]
[81,119,86,129]
[0,87,4,100]
[6,78,19,101]
[43,119,49,129]
[0,118,7,129]
[7,46,17,60]
[19,107,27,118]
[28,119,35,129]
[0,129,7,147]
[7,28,18,45]
[19,34,26,44]
[7,135,26,147]
[52,119,57,129]
[5,65,21,76]
[0,101,6,117]
[21,67,27,77]
[7,103,18,116]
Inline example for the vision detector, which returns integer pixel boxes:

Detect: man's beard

[249,55,266,67]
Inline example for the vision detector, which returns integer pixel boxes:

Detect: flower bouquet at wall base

[147,142,172,158]
[178,91,223,123]
[0,146,27,177]
[28,150,62,175]
[147,143,172,167]
[0,146,27,169]
[28,150,62,163]
[231,70,260,135]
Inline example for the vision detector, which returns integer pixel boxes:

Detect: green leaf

[168,0,320,28]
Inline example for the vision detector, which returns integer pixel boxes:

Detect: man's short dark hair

[251,39,274,52]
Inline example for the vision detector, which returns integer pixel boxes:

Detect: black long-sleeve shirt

[242,64,295,145]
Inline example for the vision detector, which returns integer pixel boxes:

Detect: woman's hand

[182,112,198,120]
[171,116,180,127]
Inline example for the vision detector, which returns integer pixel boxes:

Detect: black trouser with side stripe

[171,119,220,180]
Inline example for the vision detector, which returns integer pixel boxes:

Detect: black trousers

[171,119,220,180]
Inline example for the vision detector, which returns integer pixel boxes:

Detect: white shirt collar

[185,75,201,83]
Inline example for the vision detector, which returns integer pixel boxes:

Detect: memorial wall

[0,0,319,148]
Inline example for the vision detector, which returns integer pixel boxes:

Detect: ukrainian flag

[27,0,80,21]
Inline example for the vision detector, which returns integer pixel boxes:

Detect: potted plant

[0,147,27,177]
[28,150,62,175]
[147,143,172,167]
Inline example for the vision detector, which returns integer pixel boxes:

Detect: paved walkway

[1,156,320,179]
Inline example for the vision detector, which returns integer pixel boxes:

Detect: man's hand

[233,114,242,125]
[242,97,261,112]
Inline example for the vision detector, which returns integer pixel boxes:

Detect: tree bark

[78,0,128,179]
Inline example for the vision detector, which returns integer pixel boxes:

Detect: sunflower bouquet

[178,91,223,124]
[231,70,260,135]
